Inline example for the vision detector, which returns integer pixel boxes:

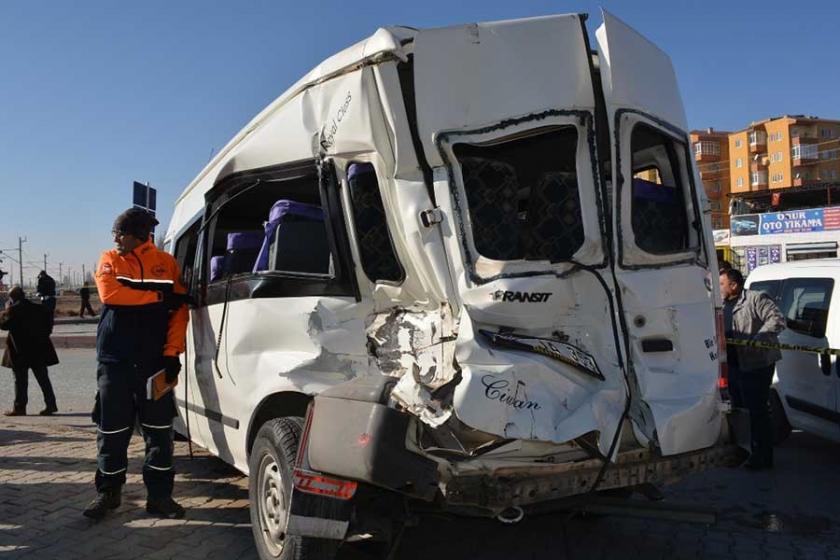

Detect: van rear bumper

[443,440,744,512]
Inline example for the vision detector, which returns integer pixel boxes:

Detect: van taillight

[715,308,729,392]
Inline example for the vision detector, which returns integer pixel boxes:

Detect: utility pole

[43,253,47,273]
[59,262,63,288]
[82,264,86,285]
[18,237,26,290]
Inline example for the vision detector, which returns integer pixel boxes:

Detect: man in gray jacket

[720,268,785,470]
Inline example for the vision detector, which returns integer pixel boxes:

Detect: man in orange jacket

[84,208,189,520]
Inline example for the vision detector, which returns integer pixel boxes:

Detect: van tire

[249,417,341,560]
[769,389,791,445]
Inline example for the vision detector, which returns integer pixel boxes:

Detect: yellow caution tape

[726,337,840,356]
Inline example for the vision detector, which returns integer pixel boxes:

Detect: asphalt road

[0,348,97,418]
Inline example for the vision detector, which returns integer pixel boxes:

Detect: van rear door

[596,11,721,455]
[411,15,627,456]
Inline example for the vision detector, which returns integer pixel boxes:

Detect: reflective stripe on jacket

[95,239,188,363]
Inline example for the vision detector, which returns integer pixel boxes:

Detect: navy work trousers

[729,364,774,466]
[93,361,176,498]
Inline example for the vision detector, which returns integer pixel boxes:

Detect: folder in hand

[146,368,178,401]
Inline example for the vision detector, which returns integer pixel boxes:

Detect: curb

[0,335,96,349]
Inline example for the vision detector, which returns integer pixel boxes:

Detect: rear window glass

[749,280,782,301]
[631,124,691,254]
[778,277,833,338]
[454,127,584,263]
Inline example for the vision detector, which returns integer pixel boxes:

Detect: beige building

[728,115,840,194]
[691,128,731,228]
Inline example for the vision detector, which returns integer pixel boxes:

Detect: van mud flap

[304,376,440,501]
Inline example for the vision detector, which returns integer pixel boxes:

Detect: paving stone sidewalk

[2,417,840,560]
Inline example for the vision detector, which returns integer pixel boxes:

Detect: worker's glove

[163,356,181,383]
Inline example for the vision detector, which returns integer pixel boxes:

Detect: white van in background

[746,260,840,444]
[164,12,742,559]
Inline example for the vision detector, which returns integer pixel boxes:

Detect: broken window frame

[615,110,706,269]
[194,160,359,307]
[436,112,607,285]
[342,160,406,286]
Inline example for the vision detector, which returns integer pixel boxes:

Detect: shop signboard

[731,206,840,237]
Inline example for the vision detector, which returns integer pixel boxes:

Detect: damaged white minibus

[164,11,744,559]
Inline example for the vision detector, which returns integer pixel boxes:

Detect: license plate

[479,330,604,381]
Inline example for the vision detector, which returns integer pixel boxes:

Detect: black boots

[146,496,185,519]
[3,407,25,416]
[39,406,58,416]
[83,487,122,520]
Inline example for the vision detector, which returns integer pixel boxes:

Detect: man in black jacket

[0,286,59,416]
[36,270,57,330]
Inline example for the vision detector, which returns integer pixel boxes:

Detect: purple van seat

[210,256,225,282]
[253,200,325,272]
[226,231,264,250]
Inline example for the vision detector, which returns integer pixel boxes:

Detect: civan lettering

[481,375,541,410]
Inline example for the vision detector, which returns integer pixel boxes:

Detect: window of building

[749,131,766,145]
[823,169,839,180]
[736,158,743,168]
[769,131,783,142]
[695,141,720,156]
[821,128,834,139]
[346,162,404,283]
[707,181,721,194]
[771,173,784,183]
[736,177,744,188]
[792,144,818,160]
[772,151,783,162]
[710,200,721,211]
[735,139,743,149]
[455,126,584,263]
[751,171,767,185]
[778,278,834,338]
[629,123,691,255]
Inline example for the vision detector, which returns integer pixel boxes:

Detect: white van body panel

[596,11,721,455]
[747,260,840,443]
[165,14,725,481]
[413,14,595,168]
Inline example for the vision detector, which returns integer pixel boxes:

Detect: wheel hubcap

[258,454,288,555]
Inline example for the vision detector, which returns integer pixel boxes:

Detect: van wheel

[769,390,791,445]
[249,417,341,560]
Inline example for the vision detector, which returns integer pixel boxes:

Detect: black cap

[113,207,159,240]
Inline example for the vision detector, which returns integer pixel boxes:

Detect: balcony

[751,171,768,189]
[694,141,721,163]
[749,131,767,153]
[792,144,819,167]
[792,176,819,187]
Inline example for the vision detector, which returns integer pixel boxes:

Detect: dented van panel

[164,12,737,543]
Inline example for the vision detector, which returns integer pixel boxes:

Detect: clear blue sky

[1,0,838,287]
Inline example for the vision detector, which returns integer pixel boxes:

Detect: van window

[346,162,403,283]
[206,172,332,284]
[173,218,201,290]
[778,278,833,338]
[749,280,782,302]
[454,127,584,263]
[631,124,691,254]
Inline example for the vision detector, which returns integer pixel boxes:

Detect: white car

[746,260,840,444]
[164,12,741,560]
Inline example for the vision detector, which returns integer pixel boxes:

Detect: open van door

[596,11,721,455]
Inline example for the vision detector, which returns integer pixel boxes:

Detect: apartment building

[691,128,731,229]
[729,115,840,193]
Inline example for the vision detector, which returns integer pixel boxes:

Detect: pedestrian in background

[83,208,189,520]
[79,284,96,318]
[0,286,59,416]
[36,270,57,330]
[720,268,785,470]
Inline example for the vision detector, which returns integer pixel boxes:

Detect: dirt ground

[54,291,102,317]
